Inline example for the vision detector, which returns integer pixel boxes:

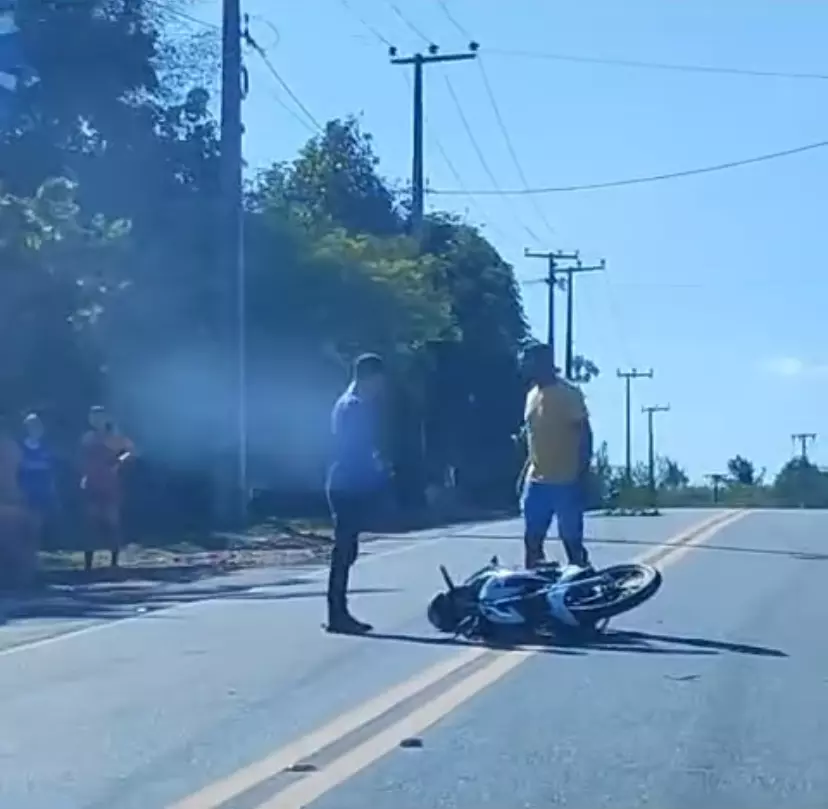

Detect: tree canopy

[0,5,538,523]
[3,1,822,536]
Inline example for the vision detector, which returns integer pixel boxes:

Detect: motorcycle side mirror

[439,565,455,592]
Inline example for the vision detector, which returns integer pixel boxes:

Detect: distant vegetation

[587,449,828,511]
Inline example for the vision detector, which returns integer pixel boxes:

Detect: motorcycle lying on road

[427,556,662,642]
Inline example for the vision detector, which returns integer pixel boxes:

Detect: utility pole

[390,43,478,243]
[791,432,817,461]
[616,368,654,486]
[524,249,580,366]
[560,258,606,380]
[219,0,247,528]
[642,405,670,505]
[706,473,726,504]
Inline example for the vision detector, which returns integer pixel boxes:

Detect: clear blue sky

[188,0,828,480]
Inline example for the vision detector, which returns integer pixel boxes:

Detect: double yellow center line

[170,508,748,809]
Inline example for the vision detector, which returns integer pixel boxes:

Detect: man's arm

[579,416,594,477]
[574,390,593,477]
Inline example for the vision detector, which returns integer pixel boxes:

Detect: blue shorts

[521,479,584,543]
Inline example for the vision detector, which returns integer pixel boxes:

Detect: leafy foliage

[5,1,825,545]
[727,454,758,486]
[0,1,535,525]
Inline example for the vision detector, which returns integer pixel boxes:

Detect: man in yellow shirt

[519,344,593,569]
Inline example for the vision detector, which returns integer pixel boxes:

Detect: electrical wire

[338,0,393,48]
[391,70,512,246]
[430,127,511,243]
[476,57,555,237]
[485,47,828,82]
[429,0,550,237]
[601,274,634,368]
[429,137,828,195]
[397,71,492,237]
[244,32,324,133]
[442,73,540,243]
[434,0,472,41]
[255,82,320,135]
[248,15,281,51]
[387,2,432,45]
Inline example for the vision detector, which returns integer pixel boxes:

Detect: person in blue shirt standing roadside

[325,353,388,634]
[18,412,57,546]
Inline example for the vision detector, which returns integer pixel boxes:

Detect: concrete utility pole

[791,432,817,461]
[219,0,247,527]
[390,43,478,242]
[523,249,580,367]
[642,405,670,504]
[706,473,726,504]
[617,368,654,485]
[560,258,606,380]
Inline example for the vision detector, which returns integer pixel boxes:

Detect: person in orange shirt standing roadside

[79,406,135,571]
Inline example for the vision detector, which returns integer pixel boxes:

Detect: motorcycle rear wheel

[564,563,662,621]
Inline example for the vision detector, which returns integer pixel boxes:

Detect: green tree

[658,456,689,488]
[420,214,529,497]
[584,440,612,507]
[252,124,532,504]
[727,454,757,486]
[0,178,127,430]
[279,117,404,237]
[774,458,828,508]
[571,354,599,383]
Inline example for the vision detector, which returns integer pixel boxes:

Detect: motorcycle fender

[545,587,580,627]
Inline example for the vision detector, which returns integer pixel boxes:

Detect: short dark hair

[520,343,558,382]
[353,353,384,381]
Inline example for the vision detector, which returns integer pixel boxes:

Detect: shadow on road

[451,532,828,563]
[557,629,788,658]
[361,627,787,660]
[0,585,400,626]
[362,630,585,655]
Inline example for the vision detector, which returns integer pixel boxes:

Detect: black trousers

[326,488,374,616]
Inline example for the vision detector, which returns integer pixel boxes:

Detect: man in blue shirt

[325,353,387,634]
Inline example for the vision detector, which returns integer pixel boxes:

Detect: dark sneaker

[325,614,373,634]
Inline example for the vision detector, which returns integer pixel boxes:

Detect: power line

[429,137,828,196]
[600,274,633,366]
[337,0,393,48]
[486,47,828,82]
[394,70,511,244]
[476,57,555,237]
[430,131,508,239]
[425,5,513,240]
[244,29,323,132]
[387,2,432,45]
[256,82,320,134]
[442,73,540,243]
[434,0,473,41]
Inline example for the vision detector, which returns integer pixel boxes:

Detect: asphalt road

[1,508,826,809]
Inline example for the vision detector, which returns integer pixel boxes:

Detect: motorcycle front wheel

[564,563,662,622]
